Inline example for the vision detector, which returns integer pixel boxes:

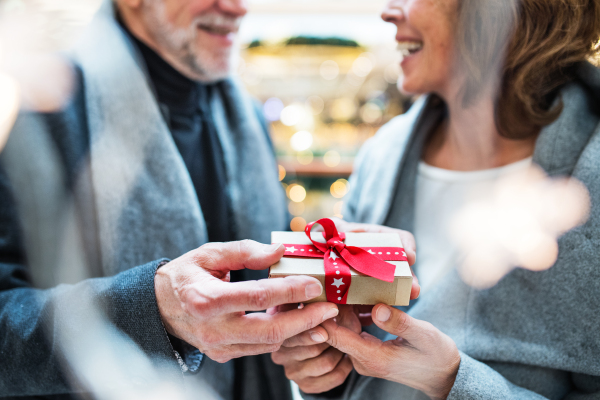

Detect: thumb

[193,240,285,273]
[372,304,424,343]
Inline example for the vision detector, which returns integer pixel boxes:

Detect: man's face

[140,0,247,82]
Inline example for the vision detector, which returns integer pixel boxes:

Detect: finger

[194,240,286,273]
[207,342,284,363]
[321,319,378,358]
[298,356,353,394]
[410,268,421,300]
[372,304,428,343]
[194,275,325,315]
[271,342,330,364]
[286,347,345,379]
[336,305,361,333]
[268,302,300,315]
[282,326,329,347]
[358,314,373,326]
[233,302,339,344]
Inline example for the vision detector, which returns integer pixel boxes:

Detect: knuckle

[266,323,285,344]
[392,314,411,336]
[248,286,272,310]
[237,240,255,260]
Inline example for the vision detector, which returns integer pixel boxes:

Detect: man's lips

[198,24,237,36]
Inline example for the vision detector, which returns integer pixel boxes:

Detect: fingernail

[376,306,391,322]
[265,243,283,253]
[305,282,323,299]
[309,331,326,343]
[322,308,339,322]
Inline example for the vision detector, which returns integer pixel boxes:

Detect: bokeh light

[290,130,313,151]
[288,201,305,216]
[263,97,284,121]
[360,102,383,124]
[352,56,373,77]
[451,166,590,288]
[330,98,357,121]
[296,150,314,165]
[320,60,339,80]
[289,184,307,203]
[278,164,286,181]
[291,216,307,232]
[306,95,324,115]
[330,179,349,198]
[323,150,341,167]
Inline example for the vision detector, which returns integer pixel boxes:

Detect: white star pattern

[329,252,339,261]
[368,249,375,254]
[402,251,407,257]
[332,278,345,288]
[286,246,297,253]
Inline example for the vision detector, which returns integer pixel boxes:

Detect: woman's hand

[270,304,361,393]
[323,304,461,400]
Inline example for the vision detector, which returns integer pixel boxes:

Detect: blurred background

[0,0,412,232]
[239,0,412,231]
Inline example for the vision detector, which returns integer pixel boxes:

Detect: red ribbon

[281,218,407,304]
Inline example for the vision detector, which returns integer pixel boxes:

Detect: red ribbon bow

[282,218,407,304]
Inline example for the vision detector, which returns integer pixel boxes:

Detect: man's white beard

[141,0,235,82]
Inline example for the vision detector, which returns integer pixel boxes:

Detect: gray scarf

[70,3,287,275]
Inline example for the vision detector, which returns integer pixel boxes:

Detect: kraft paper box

[269,231,413,306]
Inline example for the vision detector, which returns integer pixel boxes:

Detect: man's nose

[381,0,406,24]
[217,0,248,18]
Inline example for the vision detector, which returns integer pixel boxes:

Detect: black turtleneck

[124,27,234,243]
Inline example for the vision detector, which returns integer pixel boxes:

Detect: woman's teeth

[397,41,423,57]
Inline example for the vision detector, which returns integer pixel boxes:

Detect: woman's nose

[381,0,406,24]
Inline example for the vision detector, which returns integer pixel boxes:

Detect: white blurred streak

[451,165,590,288]
[0,0,104,113]
[0,72,20,150]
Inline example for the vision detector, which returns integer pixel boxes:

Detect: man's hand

[154,240,339,363]
[271,304,361,394]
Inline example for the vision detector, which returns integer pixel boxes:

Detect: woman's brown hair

[457,0,600,139]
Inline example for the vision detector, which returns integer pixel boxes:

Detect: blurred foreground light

[320,60,339,81]
[289,184,307,203]
[451,165,590,288]
[290,130,313,151]
[306,95,324,115]
[330,179,349,199]
[288,201,305,216]
[264,97,284,122]
[384,63,400,84]
[352,56,373,78]
[291,216,307,232]
[278,164,286,181]
[323,150,341,168]
[0,73,20,151]
[296,150,314,165]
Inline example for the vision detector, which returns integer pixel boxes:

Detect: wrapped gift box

[269,231,413,306]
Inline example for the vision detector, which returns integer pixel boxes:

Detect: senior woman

[272,0,600,398]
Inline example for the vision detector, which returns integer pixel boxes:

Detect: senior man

[0,0,336,399]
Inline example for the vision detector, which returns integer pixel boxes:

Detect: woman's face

[382,0,458,98]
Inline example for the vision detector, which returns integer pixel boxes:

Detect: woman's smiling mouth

[397,41,424,57]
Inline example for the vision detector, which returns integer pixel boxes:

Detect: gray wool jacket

[0,2,289,399]
[311,62,600,399]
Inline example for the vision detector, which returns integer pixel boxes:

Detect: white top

[414,157,532,293]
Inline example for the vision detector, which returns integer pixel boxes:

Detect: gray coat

[317,62,600,399]
[0,3,290,399]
